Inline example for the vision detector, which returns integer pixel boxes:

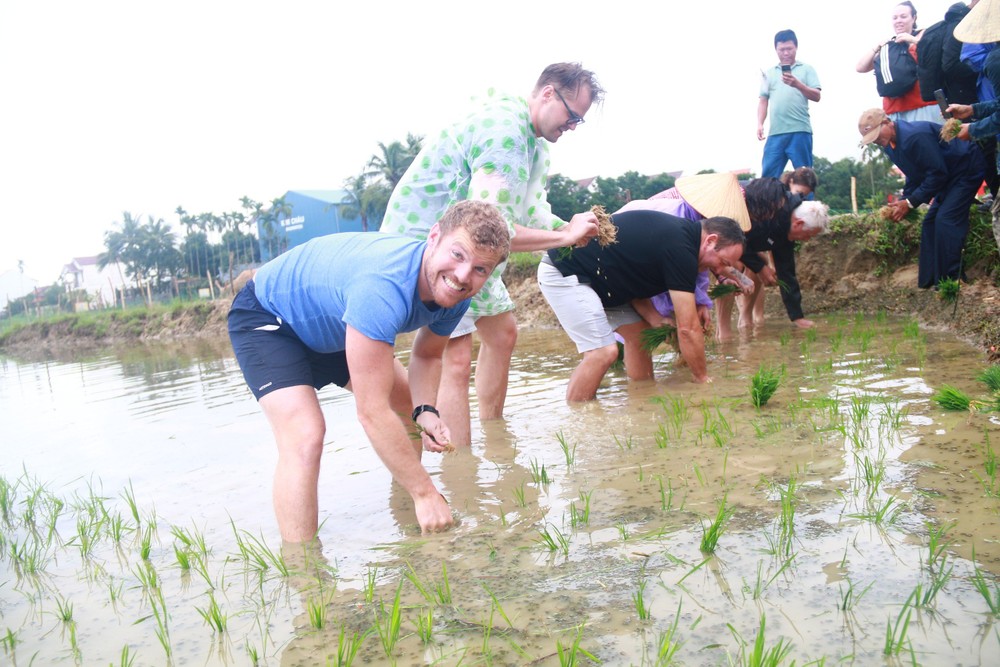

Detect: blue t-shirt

[252,233,469,353]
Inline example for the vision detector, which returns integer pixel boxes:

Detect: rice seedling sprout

[932,384,974,411]
[700,495,734,553]
[750,365,782,408]
[374,583,404,658]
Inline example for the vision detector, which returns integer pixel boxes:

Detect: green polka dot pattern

[381,90,562,316]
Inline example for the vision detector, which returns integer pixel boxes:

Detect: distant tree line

[339,136,902,228]
[8,133,902,316]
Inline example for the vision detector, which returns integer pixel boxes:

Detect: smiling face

[532,84,594,143]
[892,3,915,34]
[419,224,503,308]
[697,233,745,278]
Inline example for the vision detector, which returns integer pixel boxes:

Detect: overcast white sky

[0,0,964,284]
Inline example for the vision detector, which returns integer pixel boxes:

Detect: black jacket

[740,192,806,321]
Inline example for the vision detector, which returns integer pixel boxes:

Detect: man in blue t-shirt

[228,201,509,541]
[758,29,822,178]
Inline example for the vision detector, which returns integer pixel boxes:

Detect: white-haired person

[736,179,830,331]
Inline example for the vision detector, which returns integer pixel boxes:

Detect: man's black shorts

[227,281,350,400]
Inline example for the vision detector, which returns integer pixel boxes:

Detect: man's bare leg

[472,312,517,422]
[716,294,735,340]
[259,385,326,543]
[567,344,619,401]
[438,333,474,448]
[738,271,764,330]
[617,321,654,381]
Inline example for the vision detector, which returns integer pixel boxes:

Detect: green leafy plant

[932,384,973,411]
[640,324,678,352]
[708,282,739,299]
[978,365,1000,394]
[937,277,960,304]
[700,495,734,553]
[750,365,782,408]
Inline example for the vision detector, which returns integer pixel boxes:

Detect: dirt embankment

[506,231,1000,362]
[3,230,999,361]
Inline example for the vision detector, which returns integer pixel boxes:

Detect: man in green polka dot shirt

[382,62,603,448]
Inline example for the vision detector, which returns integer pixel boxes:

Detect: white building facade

[60,256,128,309]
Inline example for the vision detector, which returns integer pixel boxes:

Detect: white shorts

[537,259,641,353]
[450,311,478,338]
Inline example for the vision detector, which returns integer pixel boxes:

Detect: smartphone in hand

[934,89,952,119]
[780,64,792,74]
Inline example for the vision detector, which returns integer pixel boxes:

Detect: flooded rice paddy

[2,313,1000,666]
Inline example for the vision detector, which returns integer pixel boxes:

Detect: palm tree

[138,216,182,299]
[367,133,423,189]
[242,195,292,260]
[340,174,391,232]
[176,205,209,280]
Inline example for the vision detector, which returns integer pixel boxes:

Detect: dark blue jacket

[884,120,984,206]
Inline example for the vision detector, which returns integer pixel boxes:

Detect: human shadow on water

[380,419,546,536]
[278,538,369,666]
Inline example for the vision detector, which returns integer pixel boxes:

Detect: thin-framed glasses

[553,88,585,126]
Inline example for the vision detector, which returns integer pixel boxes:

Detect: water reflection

[1,316,999,665]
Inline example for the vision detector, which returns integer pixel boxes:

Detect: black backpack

[917,21,948,101]
[875,39,919,98]
[917,3,978,104]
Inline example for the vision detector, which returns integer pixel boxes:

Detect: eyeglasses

[553,88,585,127]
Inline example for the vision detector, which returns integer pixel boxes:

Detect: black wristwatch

[411,404,440,423]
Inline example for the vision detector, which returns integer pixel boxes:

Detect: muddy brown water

[2,315,999,666]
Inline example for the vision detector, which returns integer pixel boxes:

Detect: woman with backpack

[856,1,941,122]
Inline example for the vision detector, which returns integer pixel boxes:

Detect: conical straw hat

[674,172,751,231]
[954,0,1000,44]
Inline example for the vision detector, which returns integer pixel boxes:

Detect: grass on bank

[0,299,221,345]
[828,205,998,279]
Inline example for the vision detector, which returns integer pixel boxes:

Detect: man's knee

[584,343,620,369]
[278,427,325,467]
[476,313,518,353]
[443,335,474,376]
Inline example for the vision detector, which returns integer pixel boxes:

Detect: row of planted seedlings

[476,312,1000,664]
[4,315,999,665]
[0,471,333,666]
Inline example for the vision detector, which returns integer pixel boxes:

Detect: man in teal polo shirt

[758,29,823,178]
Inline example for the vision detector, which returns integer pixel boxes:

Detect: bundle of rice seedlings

[591,205,618,247]
[879,205,921,222]
[640,324,678,352]
[937,277,960,303]
[978,365,1000,393]
[750,365,782,408]
[939,118,963,142]
[708,283,739,299]
[932,384,972,411]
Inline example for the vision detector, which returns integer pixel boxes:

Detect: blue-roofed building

[257,189,364,262]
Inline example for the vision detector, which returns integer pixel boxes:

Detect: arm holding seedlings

[946,100,1000,143]
[669,289,710,383]
[345,326,453,533]
[900,132,952,209]
[468,159,598,251]
[407,327,453,453]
